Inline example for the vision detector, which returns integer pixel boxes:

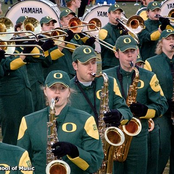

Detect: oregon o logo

[152,2,158,6]
[166,29,173,33]
[123,38,131,44]
[53,73,63,79]
[83,48,92,54]
[62,122,77,132]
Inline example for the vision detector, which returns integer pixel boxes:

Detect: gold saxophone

[46,98,71,174]
[95,72,125,174]
[114,62,142,162]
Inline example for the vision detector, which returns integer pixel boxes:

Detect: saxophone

[114,62,142,162]
[96,72,125,174]
[46,98,71,174]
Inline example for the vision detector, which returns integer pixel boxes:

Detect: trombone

[155,11,174,24]
[116,15,145,43]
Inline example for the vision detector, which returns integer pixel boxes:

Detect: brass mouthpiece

[171,45,174,49]
[130,61,134,67]
[91,72,96,77]
[55,97,59,103]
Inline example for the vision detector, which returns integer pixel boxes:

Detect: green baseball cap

[115,35,138,52]
[136,54,145,64]
[72,45,97,63]
[16,16,28,25]
[66,0,72,2]
[147,1,161,11]
[45,70,70,88]
[40,16,57,25]
[108,4,123,13]
[59,9,76,20]
[159,29,174,40]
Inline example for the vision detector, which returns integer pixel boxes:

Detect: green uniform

[43,48,75,79]
[98,23,125,69]
[17,105,104,174]
[0,55,34,145]
[138,19,161,61]
[145,53,172,174]
[0,142,33,174]
[105,66,168,174]
[70,75,133,124]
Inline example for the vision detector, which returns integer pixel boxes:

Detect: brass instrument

[96,72,125,174]
[114,62,142,162]
[46,98,71,174]
[155,13,174,25]
[116,15,145,43]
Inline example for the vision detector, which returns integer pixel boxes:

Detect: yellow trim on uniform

[31,47,40,58]
[98,29,108,40]
[144,61,152,71]
[10,58,26,70]
[67,156,89,170]
[66,43,76,52]
[84,116,99,140]
[50,48,64,60]
[18,117,27,140]
[139,11,148,21]
[120,119,129,125]
[140,109,156,119]
[150,74,164,96]
[19,151,32,168]
[81,36,88,43]
[113,78,122,97]
[44,50,49,57]
[150,30,160,41]
[166,25,174,30]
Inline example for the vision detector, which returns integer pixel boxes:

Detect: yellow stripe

[67,156,89,170]
[10,58,26,70]
[17,117,27,140]
[113,78,122,97]
[140,109,156,119]
[150,30,160,41]
[144,61,152,71]
[98,29,108,40]
[50,48,64,60]
[31,47,40,58]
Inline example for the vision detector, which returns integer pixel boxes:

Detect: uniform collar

[119,66,134,76]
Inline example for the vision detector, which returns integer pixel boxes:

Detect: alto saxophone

[95,72,125,174]
[46,98,71,174]
[114,62,142,162]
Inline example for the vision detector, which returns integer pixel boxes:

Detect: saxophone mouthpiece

[91,72,96,77]
[171,45,174,49]
[55,97,59,103]
[130,61,134,67]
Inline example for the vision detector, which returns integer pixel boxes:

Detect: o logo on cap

[114,4,119,7]
[65,9,70,12]
[123,38,131,44]
[53,73,63,79]
[152,2,158,6]
[166,29,173,33]
[83,48,92,54]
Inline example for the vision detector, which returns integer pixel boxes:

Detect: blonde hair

[155,39,163,55]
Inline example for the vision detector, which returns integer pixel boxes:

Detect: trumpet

[116,15,145,43]
[155,13,174,24]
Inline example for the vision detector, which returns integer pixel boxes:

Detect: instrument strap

[116,66,135,99]
[74,76,98,124]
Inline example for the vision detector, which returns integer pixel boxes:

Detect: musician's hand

[23,41,36,53]
[65,30,74,42]
[41,39,55,51]
[52,142,79,158]
[85,37,95,46]
[160,18,170,31]
[0,50,5,61]
[130,102,148,117]
[103,109,122,127]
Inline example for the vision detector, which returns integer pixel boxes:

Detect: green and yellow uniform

[105,65,168,174]
[0,142,33,174]
[17,105,103,174]
[0,55,34,145]
[145,52,173,173]
[70,75,132,124]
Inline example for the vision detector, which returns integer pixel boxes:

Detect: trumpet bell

[68,17,82,33]
[168,9,174,23]
[122,117,142,136]
[127,15,144,34]
[23,17,41,35]
[0,17,14,40]
[0,40,15,55]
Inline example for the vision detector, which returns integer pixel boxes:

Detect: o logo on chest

[62,122,77,132]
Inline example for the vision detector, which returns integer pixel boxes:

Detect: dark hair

[15,23,22,31]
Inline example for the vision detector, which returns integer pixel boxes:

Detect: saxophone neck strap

[74,76,98,124]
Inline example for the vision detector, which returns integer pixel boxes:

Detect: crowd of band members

[0,0,174,173]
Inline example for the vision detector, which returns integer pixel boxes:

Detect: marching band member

[138,1,173,61]
[104,35,168,174]
[98,4,128,70]
[144,29,174,174]
[70,45,132,128]
[66,0,81,16]
[42,14,76,79]
[17,70,104,174]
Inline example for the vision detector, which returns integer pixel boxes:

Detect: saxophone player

[17,70,104,174]
[105,35,168,174]
[144,29,174,174]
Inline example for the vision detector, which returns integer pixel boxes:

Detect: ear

[115,51,119,59]
[72,61,78,71]
[43,88,47,97]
